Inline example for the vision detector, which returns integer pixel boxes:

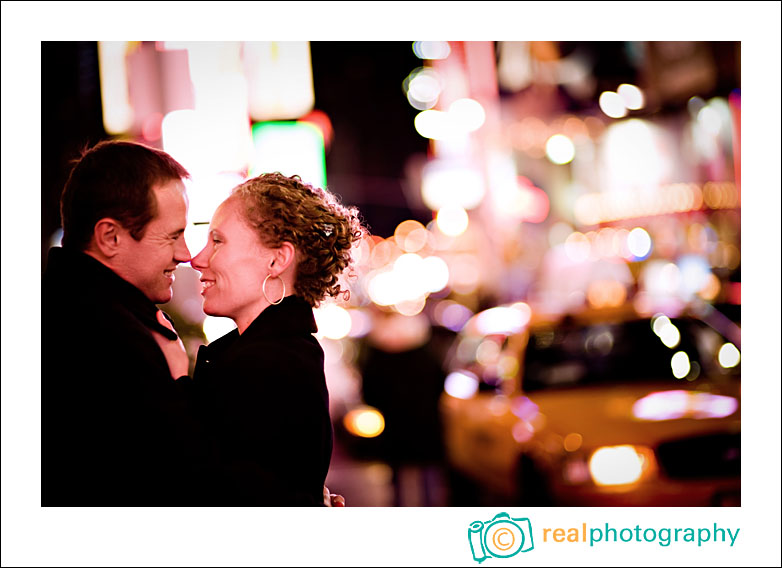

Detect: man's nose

[174,237,191,264]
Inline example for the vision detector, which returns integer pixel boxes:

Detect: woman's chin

[202,303,225,319]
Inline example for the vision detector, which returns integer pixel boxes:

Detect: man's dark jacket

[42,247,210,505]
[193,295,332,506]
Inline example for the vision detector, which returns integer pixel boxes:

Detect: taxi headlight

[588,445,655,486]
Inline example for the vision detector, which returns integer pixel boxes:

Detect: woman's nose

[190,247,209,271]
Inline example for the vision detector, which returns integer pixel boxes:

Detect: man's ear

[269,242,296,276]
[92,218,123,258]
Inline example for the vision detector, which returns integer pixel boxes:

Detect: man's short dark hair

[60,140,190,251]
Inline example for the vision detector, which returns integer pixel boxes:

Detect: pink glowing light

[632,390,738,421]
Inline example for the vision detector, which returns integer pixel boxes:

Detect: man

[42,140,209,505]
[42,140,344,506]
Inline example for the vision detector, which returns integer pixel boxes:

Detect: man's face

[113,179,190,303]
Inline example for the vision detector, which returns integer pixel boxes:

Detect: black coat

[193,295,333,506]
[42,247,210,505]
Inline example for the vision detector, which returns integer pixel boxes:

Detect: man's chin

[152,289,174,305]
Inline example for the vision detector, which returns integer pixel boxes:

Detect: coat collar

[241,294,318,339]
[45,246,178,340]
[202,295,318,357]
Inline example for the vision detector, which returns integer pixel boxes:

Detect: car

[439,302,741,506]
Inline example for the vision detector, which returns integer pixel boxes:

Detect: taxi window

[522,318,739,392]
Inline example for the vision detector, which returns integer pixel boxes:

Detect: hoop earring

[262,274,285,305]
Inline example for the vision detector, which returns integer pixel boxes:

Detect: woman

[163,172,364,505]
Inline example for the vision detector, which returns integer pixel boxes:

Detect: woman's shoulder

[236,332,324,369]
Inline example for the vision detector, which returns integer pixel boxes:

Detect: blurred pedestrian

[359,308,447,506]
[158,172,365,505]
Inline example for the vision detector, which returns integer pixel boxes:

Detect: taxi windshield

[522,317,740,393]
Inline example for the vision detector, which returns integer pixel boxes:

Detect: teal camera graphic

[468,512,534,563]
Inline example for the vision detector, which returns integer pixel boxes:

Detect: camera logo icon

[468,512,534,563]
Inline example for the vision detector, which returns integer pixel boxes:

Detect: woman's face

[191,197,272,326]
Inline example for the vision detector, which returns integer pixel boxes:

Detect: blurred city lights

[449,98,486,132]
[422,255,450,293]
[161,109,207,174]
[651,314,671,336]
[718,343,741,368]
[698,273,722,301]
[421,159,485,210]
[548,221,574,247]
[436,205,469,237]
[343,406,385,438]
[414,99,486,139]
[367,270,397,307]
[403,67,442,110]
[564,232,591,262]
[676,254,712,299]
[313,303,352,340]
[346,309,372,338]
[97,41,134,134]
[444,370,480,400]
[433,300,473,332]
[563,432,583,452]
[243,41,315,121]
[598,91,628,118]
[413,41,451,60]
[687,95,706,118]
[474,304,531,336]
[600,119,672,193]
[414,109,455,140]
[250,121,326,189]
[658,322,681,349]
[671,351,691,379]
[589,445,646,486]
[395,296,427,317]
[393,220,428,253]
[627,227,652,259]
[586,279,627,308]
[476,339,501,366]
[633,390,738,421]
[617,83,645,110]
[545,134,576,164]
[203,316,237,344]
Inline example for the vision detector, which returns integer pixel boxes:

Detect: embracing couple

[42,140,365,506]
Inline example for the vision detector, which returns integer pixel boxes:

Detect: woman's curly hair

[232,173,366,307]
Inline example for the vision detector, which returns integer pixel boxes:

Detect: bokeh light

[313,303,352,340]
[627,227,652,259]
[413,41,451,60]
[617,83,645,110]
[718,343,741,368]
[343,406,385,438]
[449,98,486,132]
[545,134,576,164]
[598,91,628,118]
[671,351,691,379]
[436,205,469,237]
[589,445,645,485]
[444,370,480,399]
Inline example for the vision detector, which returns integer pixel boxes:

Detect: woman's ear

[92,218,123,258]
[269,242,296,276]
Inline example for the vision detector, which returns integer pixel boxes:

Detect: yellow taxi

[440,302,740,506]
